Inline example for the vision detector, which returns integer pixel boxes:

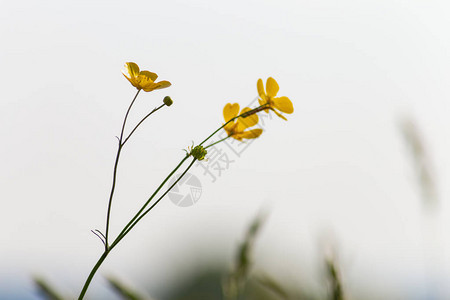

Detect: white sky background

[1,0,450,298]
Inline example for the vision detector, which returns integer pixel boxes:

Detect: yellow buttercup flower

[257,77,293,120]
[122,62,171,92]
[223,103,263,141]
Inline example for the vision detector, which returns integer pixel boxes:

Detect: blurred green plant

[106,276,151,300]
[222,212,267,300]
[399,117,438,210]
[34,277,64,300]
[325,257,344,300]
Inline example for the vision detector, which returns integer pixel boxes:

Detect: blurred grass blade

[223,210,268,300]
[255,273,290,299]
[34,277,64,300]
[325,258,344,300]
[106,276,152,300]
[399,117,438,210]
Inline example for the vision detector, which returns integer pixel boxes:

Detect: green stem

[111,158,197,248]
[122,103,166,146]
[105,89,141,249]
[115,155,190,242]
[78,158,196,299]
[205,136,230,149]
[78,250,109,300]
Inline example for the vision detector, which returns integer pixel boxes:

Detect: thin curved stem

[78,250,109,300]
[111,158,197,248]
[78,158,196,299]
[122,103,166,146]
[120,90,141,141]
[104,89,141,249]
[205,136,230,149]
[114,155,190,243]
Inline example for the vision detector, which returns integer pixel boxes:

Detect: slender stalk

[120,90,141,141]
[104,89,140,249]
[122,103,166,146]
[205,136,230,149]
[111,158,197,248]
[78,250,109,300]
[78,158,194,300]
[115,155,190,242]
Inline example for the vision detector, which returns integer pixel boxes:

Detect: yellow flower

[223,103,263,141]
[257,77,293,120]
[122,62,171,92]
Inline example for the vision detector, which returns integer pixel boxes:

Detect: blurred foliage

[399,117,438,210]
[106,276,151,300]
[34,277,64,300]
[222,212,266,300]
[34,213,345,300]
[325,258,344,300]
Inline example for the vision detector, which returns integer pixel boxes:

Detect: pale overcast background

[1,0,450,299]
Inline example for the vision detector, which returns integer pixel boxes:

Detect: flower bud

[163,96,173,106]
[190,145,207,161]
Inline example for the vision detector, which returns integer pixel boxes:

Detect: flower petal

[122,72,139,88]
[239,128,263,140]
[136,75,153,90]
[224,122,236,137]
[140,70,158,82]
[122,63,141,88]
[266,77,279,98]
[271,108,288,121]
[153,80,172,90]
[142,81,171,92]
[223,103,240,122]
[230,134,243,141]
[141,83,156,92]
[124,62,140,79]
[257,79,266,98]
[236,107,259,131]
[272,96,293,114]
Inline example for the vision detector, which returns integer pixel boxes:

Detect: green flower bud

[163,96,173,106]
[190,145,207,161]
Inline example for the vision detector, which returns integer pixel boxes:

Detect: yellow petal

[153,80,172,90]
[124,62,140,79]
[122,63,141,88]
[272,108,288,121]
[239,128,263,140]
[224,122,236,136]
[135,75,152,90]
[236,107,258,132]
[266,77,279,98]
[223,103,240,122]
[140,70,158,82]
[230,134,243,141]
[122,72,139,89]
[257,79,266,98]
[142,81,171,92]
[142,83,157,92]
[272,96,293,114]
